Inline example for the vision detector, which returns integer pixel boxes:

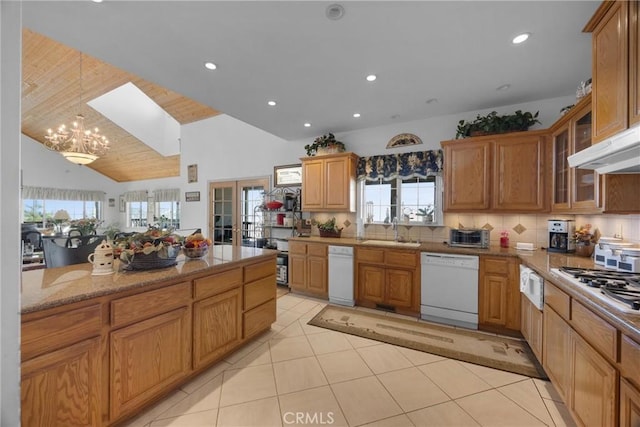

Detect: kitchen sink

[360,239,421,248]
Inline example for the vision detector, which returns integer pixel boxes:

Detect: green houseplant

[416,206,434,223]
[316,217,343,238]
[305,133,346,156]
[455,110,540,139]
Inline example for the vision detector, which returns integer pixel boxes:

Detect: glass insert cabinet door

[209,178,269,247]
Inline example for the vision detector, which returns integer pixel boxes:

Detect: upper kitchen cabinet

[301,152,358,212]
[441,131,547,213]
[585,0,639,141]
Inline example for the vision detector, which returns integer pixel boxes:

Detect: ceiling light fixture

[425,98,438,104]
[204,62,217,70]
[326,4,345,20]
[512,33,530,44]
[496,84,511,91]
[267,100,277,106]
[44,53,109,165]
[366,74,377,82]
[353,113,361,118]
[304,123,311,128]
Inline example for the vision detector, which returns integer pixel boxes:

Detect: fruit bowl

[265,200,283,210]
[183,245,209,259]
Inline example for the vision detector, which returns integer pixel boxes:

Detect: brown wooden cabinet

[620,378,640,427]
[288,241,328,298]
[586,0,634,142]
[355,247,419,316]
[442,131,546,212]
[301,152,358,212]
[520,294,543,362]
[543,304,571,401]
[631,1,640,127]
[243,259,277,339]
[478,256,520,334]
[620,335,640,427]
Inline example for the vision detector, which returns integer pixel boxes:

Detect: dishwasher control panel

[421,252,479,269]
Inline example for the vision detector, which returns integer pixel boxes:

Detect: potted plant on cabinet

[304,133,346,156]
[455,110,540,139]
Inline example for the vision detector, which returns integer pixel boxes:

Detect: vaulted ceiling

[21,29,220,182]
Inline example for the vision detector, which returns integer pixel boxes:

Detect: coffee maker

[548,219,575,253]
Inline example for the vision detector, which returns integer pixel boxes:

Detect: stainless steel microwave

[449,228,490,248]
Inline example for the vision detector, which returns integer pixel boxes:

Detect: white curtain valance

[122,190,148,202]
[153,188,180,202]
[22,186,105,202]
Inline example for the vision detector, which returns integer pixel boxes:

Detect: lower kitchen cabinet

[520,294,543,361]
[21,337,101,427]
[288,241,328,298]
[620,335,640,427]
[620,378,640,427]
[355,247,419,315]
[478,256,520,334]
[543,305,571,401]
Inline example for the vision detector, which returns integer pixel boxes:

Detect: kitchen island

[20,246,278,426]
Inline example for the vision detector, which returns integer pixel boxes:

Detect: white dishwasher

[328,245,354,306]
[421,252,479,329]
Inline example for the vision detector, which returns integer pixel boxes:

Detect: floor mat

[308,305,547,379]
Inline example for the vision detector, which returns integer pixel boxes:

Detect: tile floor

[122,291,577,427]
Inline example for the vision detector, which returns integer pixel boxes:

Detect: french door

[208,178,269,247]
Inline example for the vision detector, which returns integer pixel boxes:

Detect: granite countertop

[290,236,640,340]
[21,246,278,314]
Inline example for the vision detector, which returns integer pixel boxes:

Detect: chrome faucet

[392,217,399,241]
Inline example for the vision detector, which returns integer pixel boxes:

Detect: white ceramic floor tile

[418,359,492,399]
[272,356,328,394]
[219,364,277,407]
[360,413,416,427]
[357,344,413,374]
[230,341,272,369]
[533,378,564,402]
[395,346,446,366]
[216,396,283,427]
[497,379,555,426]
[298,319,329,335]
[544,398,578,427]
[149,409,218,427]
[275,320,306,338]
[275,309,304,327]
[459,360,529,387]
[316,349,374,384]
[456,389,547,426]
[223,339,263,365]
[406,401,480,427]
[269,335,314,362]
[377,367,450,412]
[289,299,320,314]
[180,361,230,394]
[278,385,349,427]
[344,334,381,348]
[119,390,188,427]
[157,375,222,419]
[330,376,403,426]
[307,331,354,355]
[277,295,307,310]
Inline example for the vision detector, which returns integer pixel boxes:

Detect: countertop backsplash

[305,212,640,248]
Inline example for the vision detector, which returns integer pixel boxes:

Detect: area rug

[308,305,547,379]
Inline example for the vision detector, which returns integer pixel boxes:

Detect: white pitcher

[88,239,115,275]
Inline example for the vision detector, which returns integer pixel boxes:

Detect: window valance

[357,150,443,182]
[122,190,148,202]
[22,186,105,202]
[153,188,180,202]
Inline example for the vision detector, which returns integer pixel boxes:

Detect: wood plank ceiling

[21,29,221,182]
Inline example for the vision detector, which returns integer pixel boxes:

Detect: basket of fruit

[119,228,183,271]
[183,230,212,259]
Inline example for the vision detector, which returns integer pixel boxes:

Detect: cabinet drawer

[544,282,570,320]
[385,250,418,268]
[111,282,191,328]
[22,303,102,361]
[482,257,510,274]
[194,267,243,300]
[243,298,276,339]
[244,275,276,311]
[621,335,640,383]
[307,243,327,257]
[357,248,384,264]
[571,300,617,361]
[245,259,276,283]
[289,241,307,255]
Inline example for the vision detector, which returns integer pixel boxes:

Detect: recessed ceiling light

[267,101,277,107]
[353,113,361,118]
[496,84,511,91]
[92,0,103,3]
[512,33,530,44]
[304,123,311,128]
[366,74,377,82]
[204,62,217,70]
[426,98,438,104]
[326,4,345,20]
[390,114,400,120]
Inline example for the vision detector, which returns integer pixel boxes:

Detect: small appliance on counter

[449,228,490,249]
[548,219,575,253]
[595,236,624,266]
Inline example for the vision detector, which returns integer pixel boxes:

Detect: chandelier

[44,54,109,165]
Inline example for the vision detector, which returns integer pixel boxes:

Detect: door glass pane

[240,184,265,247]
[554,130,569,205]
[573,111,595,203]
[213,185,234,245]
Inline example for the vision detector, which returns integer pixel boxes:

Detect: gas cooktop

[552,267,640,313]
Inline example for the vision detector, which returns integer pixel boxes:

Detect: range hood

[568,124,640,174]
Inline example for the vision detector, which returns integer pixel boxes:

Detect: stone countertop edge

[21,246,278,315]
[290,236,640,339]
